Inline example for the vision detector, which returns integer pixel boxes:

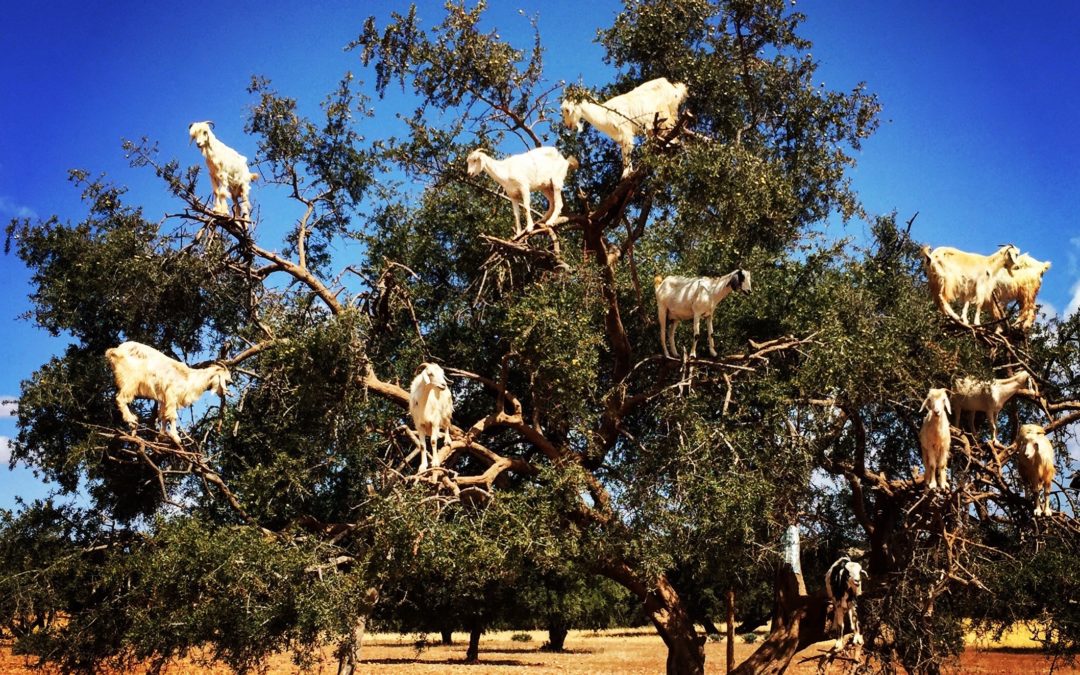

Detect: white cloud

[0,196,36,220]
[1038,300,1058,324]
[0,437,10,464]
[0,399,16,418]
[1065,278,1080,319]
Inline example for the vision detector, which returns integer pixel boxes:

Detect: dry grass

[1,626,1075,674]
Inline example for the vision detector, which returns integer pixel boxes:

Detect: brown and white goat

[105,341,231,445]
[950,370,1035,442]
[188,121,259,220]
[922,244,1021,325]
[1013,423,1056,516]
[919,388,952,491]
[984,253,1051,330]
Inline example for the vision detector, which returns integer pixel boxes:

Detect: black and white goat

[825,556,867,651]
[654,269,751,359]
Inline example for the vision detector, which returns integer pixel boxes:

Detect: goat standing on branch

[409,363,454,472]
[466,147,578,235]
[654,269,751,359]
[921,243,1020,325]
[984,252,1051,330]
[1013,423,1056,516]
[188,121,259,220]
[919,387,952,491]
[825,556,866,651]
[561,77,689,177]
[950,370,1035,443]
[105,341,231,445]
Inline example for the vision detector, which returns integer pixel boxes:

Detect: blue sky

[3,1,1079,508]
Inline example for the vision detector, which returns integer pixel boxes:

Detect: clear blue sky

[3,1,1079,507]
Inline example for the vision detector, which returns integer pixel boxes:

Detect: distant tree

[5,2,1080,674]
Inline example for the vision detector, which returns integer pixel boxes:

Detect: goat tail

[566,155,579,172]
[653,274,664,289]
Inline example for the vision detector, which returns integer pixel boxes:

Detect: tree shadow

[361,657,547,667]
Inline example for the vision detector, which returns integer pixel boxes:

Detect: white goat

[188,121,259,220]
[984,253,1051,330]
[921,244,1020,325]
[825,557,867,651]
[919,388,952,491]
[950,370,1035,442]
[409,363,454,472]
[466,147,578,235]
[105,341,231,445]
[561,77,689,176]
[1013,423,1056,516]
[654,269,751,359]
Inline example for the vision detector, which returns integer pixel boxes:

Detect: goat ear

[943,396,952,416]
[919,396,928,412]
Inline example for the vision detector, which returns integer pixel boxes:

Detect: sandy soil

[1,627,1075,673]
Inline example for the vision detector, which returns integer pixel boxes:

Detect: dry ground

[1,626,1075,673]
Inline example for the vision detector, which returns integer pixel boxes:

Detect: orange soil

[1,628,1074,674]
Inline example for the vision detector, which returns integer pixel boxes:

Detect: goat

[919,388,952,491]
[1013,423,1056,516]
[654,270,751,359]
[409,363,454,472]
[950,370,1035,442]
[561,77,689,177]
[466,147,578,235]
[105,341,231,445]
[921,244,1021,325]
[984,253,1051,330]
[825,556,867,651]
[188,121,259,220]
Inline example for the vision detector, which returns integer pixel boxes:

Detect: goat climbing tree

[4,2,1080,674]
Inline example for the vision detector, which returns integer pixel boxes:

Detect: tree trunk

[546,617,569,651]
[601,562,705,674]
[726,589,736,673]
[464,622,482,662]
[731,565,827,675]
[440,628,453,645]
[336,589,377,675]
[335,615,369,675]
[647,576,707,674]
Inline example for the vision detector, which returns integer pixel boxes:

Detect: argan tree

[5,2,1080,674]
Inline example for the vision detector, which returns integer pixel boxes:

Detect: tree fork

[731,565,828,675]
[602,561,706,675]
